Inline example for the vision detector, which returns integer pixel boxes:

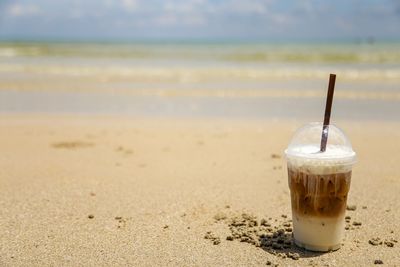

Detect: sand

[0,115,399,266]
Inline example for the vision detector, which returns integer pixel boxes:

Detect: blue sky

[0,0,399,41]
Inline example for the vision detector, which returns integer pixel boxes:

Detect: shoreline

[1,90,400,122]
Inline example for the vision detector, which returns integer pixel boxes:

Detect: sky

[0,0,399,41]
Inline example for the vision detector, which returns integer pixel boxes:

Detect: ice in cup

[285,122,356,252]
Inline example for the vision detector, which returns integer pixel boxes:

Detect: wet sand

[1,89,400,121]
[0,115,399,266]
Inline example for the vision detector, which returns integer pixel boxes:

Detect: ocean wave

[222,51,400,64]
[0,48,18,57]
[1,64,400,81]
[2,43,400,64]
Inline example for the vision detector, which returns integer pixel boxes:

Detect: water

[0,41,399,120]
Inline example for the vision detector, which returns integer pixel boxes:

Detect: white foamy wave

[1,63,400,82]
[0,48,18,57]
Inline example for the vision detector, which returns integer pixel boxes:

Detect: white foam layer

[285,144,356,174]
[292,213,345,252]
[286,144,355,160]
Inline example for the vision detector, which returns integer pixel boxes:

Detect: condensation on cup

[285,122,356,252]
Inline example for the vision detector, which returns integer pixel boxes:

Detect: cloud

[222,0,271,15]
[121,0,138,11]
[6,3,41,17]
[163,0,205,13]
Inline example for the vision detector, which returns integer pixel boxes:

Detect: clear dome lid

[285,122,356,165]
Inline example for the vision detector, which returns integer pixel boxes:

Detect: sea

[0,41,399,121]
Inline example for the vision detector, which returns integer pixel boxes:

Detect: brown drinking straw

[320,74,336,152]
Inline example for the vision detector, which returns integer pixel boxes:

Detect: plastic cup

[284,122,356,252]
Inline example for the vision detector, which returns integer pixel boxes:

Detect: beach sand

[0,115,399,266]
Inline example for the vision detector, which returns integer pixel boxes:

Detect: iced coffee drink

[285,123,356,252]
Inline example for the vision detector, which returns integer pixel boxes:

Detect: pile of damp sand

[203,206,397,266]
